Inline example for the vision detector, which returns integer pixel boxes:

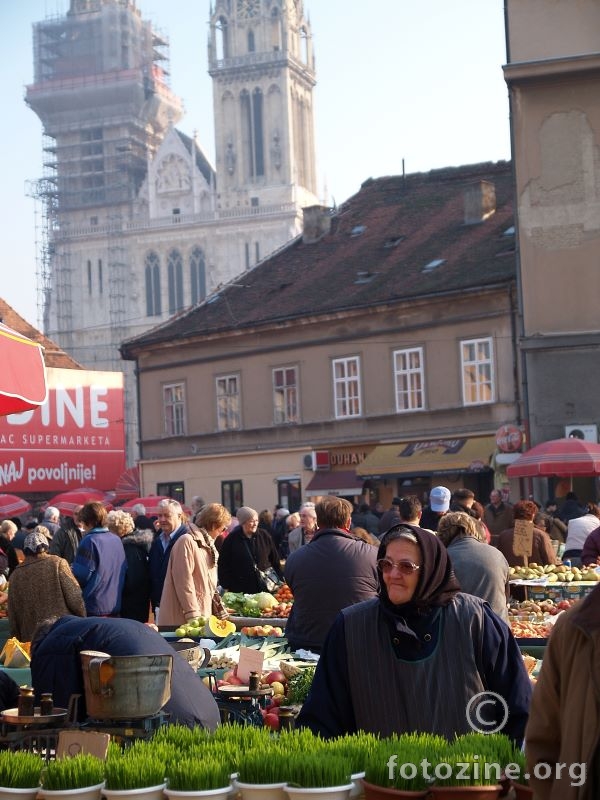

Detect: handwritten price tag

[512,519,533,558]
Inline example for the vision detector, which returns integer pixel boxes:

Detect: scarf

[377,523,461,618]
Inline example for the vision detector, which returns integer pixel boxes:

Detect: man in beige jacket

[525,588,595,799]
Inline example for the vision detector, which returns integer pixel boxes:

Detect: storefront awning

[356,436,496,479]
[305,470,365,496]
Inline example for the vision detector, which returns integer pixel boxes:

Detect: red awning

[0,322,47,416]
[507,437,600,478]
[305,471,365,497]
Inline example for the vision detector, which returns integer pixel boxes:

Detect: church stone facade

[25,0,319,464]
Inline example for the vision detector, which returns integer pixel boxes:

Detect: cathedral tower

[209,0,318,211]
[24,0,320,466]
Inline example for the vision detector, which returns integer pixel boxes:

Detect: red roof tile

[122,160,515,353]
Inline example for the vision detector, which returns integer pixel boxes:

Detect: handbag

[256,566,281,593]
[211,590,229,620]
[196,532,229,620]
[243,537,281,593]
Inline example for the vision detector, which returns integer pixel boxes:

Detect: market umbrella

[114,466,141,502]
[122,496,191,516]
[0,322,47,417]
[507,437,600,478]
[47,488,113,516]
[0,494,31,517]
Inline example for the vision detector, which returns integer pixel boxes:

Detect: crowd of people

[1,484,600,791]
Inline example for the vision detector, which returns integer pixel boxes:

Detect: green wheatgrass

[508,745,528,786]
[104,745,165,791]
[41,755,105,791]
[432,751,501,787]
[285,754,351,789]
[0,751,43,789]
[236,746,289,784]
[166,757,232,792]
[153,723,212,753]
[277,727,325,754]
[364,740,432,792]
[326,732,381,774]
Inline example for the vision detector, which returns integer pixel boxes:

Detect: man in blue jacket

[30,615,220,730]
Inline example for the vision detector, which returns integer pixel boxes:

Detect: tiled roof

[0,299,83,370]
[122,160,516,352]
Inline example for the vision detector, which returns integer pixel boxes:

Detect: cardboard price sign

[237,646,265,684]
[513,519,534,558]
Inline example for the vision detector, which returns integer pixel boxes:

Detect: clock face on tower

[237,0,260,19]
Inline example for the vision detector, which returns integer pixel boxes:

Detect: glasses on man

[377,558,420,575]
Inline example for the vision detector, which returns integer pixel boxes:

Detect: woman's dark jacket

[217,525,282,593]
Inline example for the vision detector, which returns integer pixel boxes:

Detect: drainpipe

[504,0,532,499]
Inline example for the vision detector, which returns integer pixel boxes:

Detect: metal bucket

[80,651,173,720]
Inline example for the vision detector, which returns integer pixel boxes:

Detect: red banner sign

[0,368,126,493]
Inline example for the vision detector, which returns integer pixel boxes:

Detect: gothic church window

[248,30,255,52]
[167,249,184,314]
[145,251,161,317]
[190,247,206,305]
[270,8,282,51]
[241,89,264,179]
[215,16,229,60]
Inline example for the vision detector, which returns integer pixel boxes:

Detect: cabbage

[254,592,278,610]
[222,591,244,608]
[242,601,261,617]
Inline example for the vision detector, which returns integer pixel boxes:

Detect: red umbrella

[507,437,600,478]
[123,496,191,516]
[47,489,113,516]
[114,466,141,502]
[0,322,47,416]
[0,494,31,517]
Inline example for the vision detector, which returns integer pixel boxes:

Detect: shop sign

[0,367,126,493]
[329,451,367,466]
[495,424,523,453]
[400,439,465,456]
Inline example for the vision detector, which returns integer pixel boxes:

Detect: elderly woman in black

[297,524,531,743]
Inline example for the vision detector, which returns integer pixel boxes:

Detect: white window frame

[393,347,425,412]
[216,374,241,431]
[332,356,362,418]
[461,337,495,405]
[273,366,299,424]
[163,382,186,436]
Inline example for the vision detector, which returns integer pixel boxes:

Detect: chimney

[302,205,331,244]
[464,180,496,225]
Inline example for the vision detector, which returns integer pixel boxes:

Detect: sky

[1,1,511,329]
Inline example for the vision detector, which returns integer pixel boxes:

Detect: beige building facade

[504,0,600,500]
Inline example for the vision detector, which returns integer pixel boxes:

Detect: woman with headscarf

[296,524,531,743]
[7,530,85,642]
